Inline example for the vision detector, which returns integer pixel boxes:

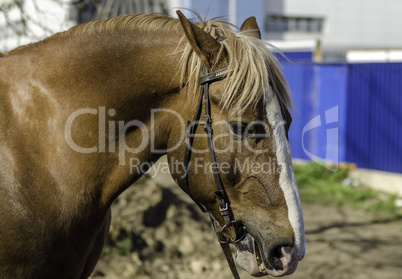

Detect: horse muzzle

[235,233,299,277]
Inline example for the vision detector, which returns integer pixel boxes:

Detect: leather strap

[182,65,245,279]
[182,66,227,196]
[183,84,205,196]
[209,215,241,279]
[220,242,241,279]
[201,66,235,231]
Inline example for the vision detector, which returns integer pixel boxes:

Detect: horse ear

[177,10,222,69]
[240,16,261,39]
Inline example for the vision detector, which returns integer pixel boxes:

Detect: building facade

[180,0,402,59]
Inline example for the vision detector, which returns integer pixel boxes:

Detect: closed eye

[228,121,249,139]
[228,121,267,140]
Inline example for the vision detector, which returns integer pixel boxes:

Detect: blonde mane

[13,12,292,112]
[177,15,293,112]
[63,13,182,36]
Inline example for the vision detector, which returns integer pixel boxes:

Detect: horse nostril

[271,246,284,270]
[267,238,294,271]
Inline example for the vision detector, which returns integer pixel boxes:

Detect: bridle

[182,63,247,279]
[178,29,294,278]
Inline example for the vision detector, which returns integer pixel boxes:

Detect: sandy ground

[90,168,402,279]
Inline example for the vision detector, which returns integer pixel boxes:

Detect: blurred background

[1,0,401,278]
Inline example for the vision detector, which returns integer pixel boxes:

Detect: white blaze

[266,89,306,260]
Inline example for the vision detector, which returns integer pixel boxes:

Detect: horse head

[166,12,306,277]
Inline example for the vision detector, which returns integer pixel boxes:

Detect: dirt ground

[90,167,402,279]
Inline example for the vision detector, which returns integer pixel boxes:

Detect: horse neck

[44,32,186,208]
[59,31,183,110]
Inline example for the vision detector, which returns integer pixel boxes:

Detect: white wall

[3,0,400,52]
[281,0,402,49]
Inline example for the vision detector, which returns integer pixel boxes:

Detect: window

[266,14,324,33]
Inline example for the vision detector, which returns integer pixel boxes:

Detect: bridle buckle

[202,115,212,126]
[219,202,229,212]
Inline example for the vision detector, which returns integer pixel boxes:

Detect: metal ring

[218,221,247,244]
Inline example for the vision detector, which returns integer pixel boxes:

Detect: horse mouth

[254,239,266,274]
[252,237,271,276]
[235,233,297,277]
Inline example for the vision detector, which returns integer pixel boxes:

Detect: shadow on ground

[90,169,402,279]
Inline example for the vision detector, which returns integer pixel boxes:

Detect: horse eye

[252,123,267,136]
[228,122,249,138]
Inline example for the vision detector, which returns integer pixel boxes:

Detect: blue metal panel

[346,63,402,173]
[345,64,371,168]
[275,52,313,63]
[280,60,402,173]
[313,64,348,164]
[282,63,348,164]
[281,63,315,160]
[374,63,402,173]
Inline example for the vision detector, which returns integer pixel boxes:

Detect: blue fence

[275,52,313,64]
[345,63,402,172]
[281,60,402,173]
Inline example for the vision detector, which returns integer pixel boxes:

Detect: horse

[0,11,305,278]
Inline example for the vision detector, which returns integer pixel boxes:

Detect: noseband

[182,64,247,279]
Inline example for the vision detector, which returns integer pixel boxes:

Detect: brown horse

[0,11,305,278]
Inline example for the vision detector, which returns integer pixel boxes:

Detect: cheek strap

[182,65,246,279]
